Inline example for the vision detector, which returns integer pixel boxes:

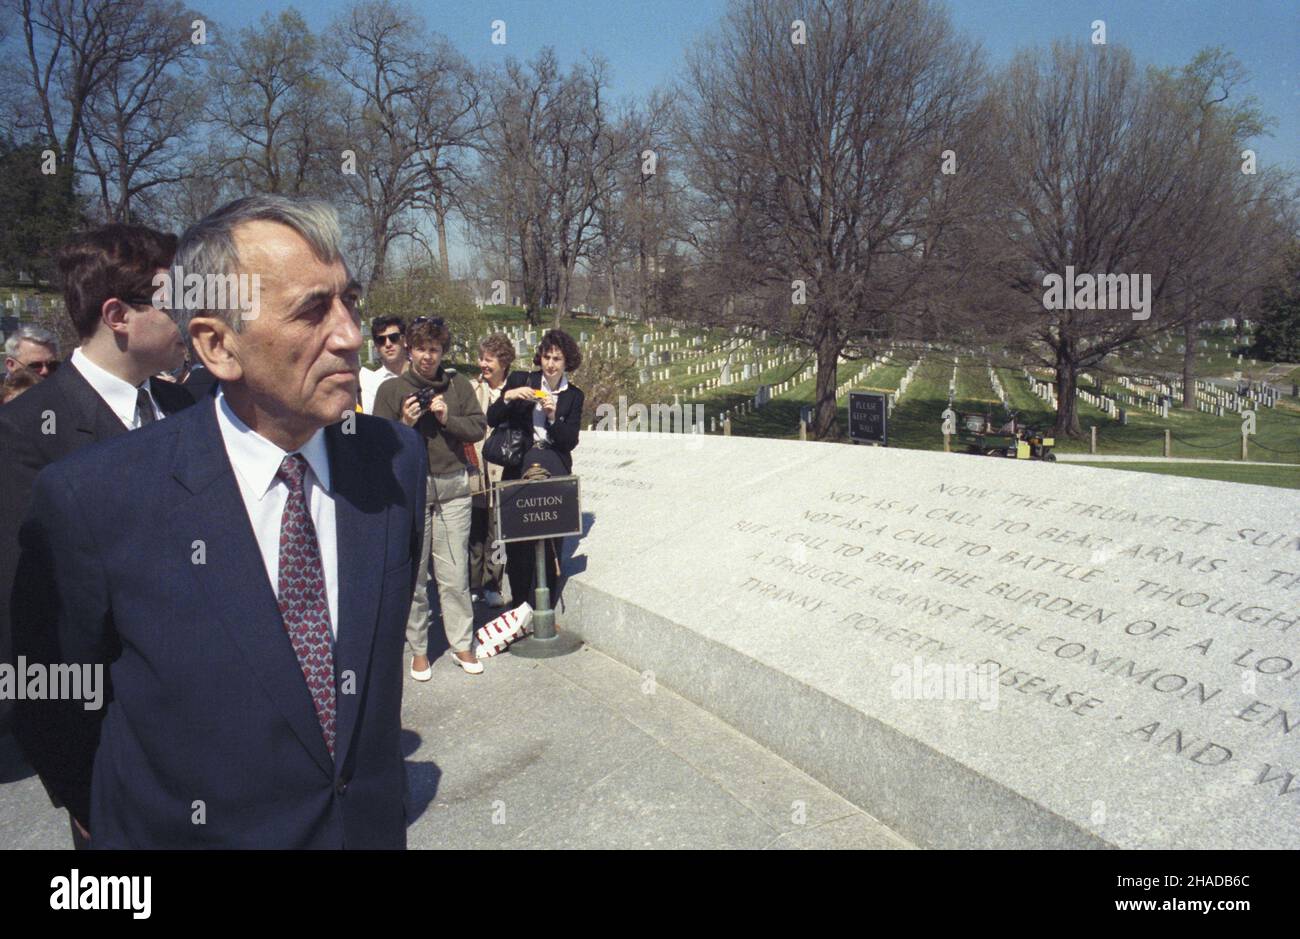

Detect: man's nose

[330,300,363,351]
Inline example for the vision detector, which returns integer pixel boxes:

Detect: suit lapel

[168,402,335,776]
[325,423,387,775]
[61,361,128,442]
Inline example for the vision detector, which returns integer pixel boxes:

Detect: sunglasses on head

[411,316,445,328]
[374,331,404,345]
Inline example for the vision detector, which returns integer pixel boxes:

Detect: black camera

[411,369,453,411]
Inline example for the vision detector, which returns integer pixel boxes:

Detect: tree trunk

[1052,345,1083,439]
[434,192,451,281]
[1182,316,1197,410]
[519,222,539,324]
[554,258,574,329]
[370,222,388,286]
[813,326,841,440]
[606,259,618,319]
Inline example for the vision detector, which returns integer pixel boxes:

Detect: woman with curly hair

[485,328,585,609]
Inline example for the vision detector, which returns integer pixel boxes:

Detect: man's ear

[101,298,131,335]
[189,317,244,382]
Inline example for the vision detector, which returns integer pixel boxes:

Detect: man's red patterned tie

[276,453,336,758]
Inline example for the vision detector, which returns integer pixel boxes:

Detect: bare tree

[8,0,186,212]
[989,41,1280,436]
[80,0,204,221]
[468,49,627,326]
[205,8,339,198]
[678,0,990,439]
[328,0,478,287]
[408,41,483,281]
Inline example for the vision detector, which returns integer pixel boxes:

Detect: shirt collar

[71,347,153,428]
[540,372,568,395]
[214,388,331,500]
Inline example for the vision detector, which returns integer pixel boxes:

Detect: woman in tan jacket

[468,333,514,606]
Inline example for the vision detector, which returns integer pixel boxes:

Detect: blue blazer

[11,397,428,848]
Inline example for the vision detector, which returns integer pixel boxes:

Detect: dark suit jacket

[485,370,584,479]
[0,363,194,734]
[10,398,428,848]
[182,363,219,400]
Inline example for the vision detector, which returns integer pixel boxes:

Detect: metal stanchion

[510,537,581,658]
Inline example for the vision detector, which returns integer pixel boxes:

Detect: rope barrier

[1169,435,1239,450]
[1249,440,1300,454]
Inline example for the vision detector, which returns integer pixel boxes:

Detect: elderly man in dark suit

[0,225,194,788]
[10,195,426,848]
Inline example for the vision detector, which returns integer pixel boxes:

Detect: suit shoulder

[152,379,196,413]
[40,398,195,484]
[0,370,72,432]
[350,413,423,455]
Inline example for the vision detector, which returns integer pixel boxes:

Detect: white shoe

[449,653,484,675]
[483,589,505,608]
[410,659,432,682]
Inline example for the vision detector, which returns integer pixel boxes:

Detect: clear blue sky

[209,0,1298,169]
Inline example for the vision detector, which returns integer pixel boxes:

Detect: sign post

[493,475,583,657]
[848,391,888,446]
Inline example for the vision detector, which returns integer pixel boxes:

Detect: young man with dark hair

[0,223,194,836]
[359,315,407,413]
[373,316,486,677]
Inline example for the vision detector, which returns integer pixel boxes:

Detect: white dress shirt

[70,347,162,428]
[359,363,405,414]
[214,390,340,638]
[532,372,569,444]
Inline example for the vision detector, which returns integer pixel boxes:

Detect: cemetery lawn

[1068,461,1300,490]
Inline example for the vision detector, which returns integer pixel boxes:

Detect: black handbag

[483,424,526,467]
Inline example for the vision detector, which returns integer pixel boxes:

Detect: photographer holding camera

[373,316,486,677]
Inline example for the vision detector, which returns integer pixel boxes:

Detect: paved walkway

[0,632,910,850]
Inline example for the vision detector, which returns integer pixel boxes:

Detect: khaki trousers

[406,470,475,656]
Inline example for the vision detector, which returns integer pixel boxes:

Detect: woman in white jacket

[468,333,515,606]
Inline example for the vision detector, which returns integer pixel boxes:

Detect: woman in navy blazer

[486,329,585,607]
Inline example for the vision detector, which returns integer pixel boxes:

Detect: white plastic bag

[474,602,534,657]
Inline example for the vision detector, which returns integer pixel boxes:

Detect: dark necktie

[275,453,336,757]
[134,386,156,426]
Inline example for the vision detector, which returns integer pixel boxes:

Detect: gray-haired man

[3,324,60,380]
[11,195,427,848]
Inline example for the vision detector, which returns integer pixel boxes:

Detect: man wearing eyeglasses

[359,316,408,413]
[0,225,194,814]
[3,325,61,383]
